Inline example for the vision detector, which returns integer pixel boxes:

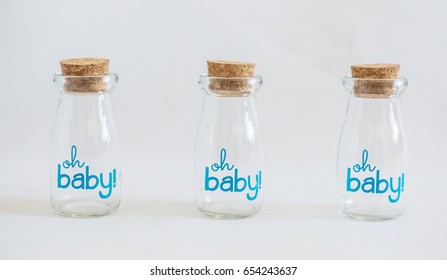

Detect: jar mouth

[53,72,119,94]
[198,74,263,97]
[342,76,408,98]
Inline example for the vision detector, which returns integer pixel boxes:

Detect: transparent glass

[194,75,265,219]
[337,77,408,221]
[50,73,121,217]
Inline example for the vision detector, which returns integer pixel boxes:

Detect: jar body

[194,76,264,218]
[337,77,407,221]
[50,74,121,217]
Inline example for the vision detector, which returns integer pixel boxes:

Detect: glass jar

[50,73,121,217]
[337,76,408,221]
[194,75,265,218]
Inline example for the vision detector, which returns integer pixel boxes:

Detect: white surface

[1,0,447,259]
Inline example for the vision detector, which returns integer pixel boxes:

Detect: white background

[0,0,446,259]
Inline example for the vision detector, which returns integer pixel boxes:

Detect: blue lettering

[346,168,360,192]
[388,173,404,203]
[99,171,114,199]
[203,148,262,201]
[211,148,234,171]
[361,177,375,193]
[352,149,376,173]
[203,168,263,201]
[246,172,261,201]
[205,167,219,191]
[56,146,117,199]
[376,170,389,194]
[62,145,85,169]
[220,176,234,192]
[72,173,85,189]
[234,169,246,192]
[86,166,98,190]
[57,164,70,189]
[345,150,405,204]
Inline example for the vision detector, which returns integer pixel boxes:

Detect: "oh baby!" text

[204,148,262,201]
[346,149,404,203]
[57,145,117,199]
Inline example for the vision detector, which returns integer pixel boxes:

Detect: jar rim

[199,74,262,80]
[343,76,408,98]
[198,74,263,97]
[53,72,119,94]
[343,75,407,82]
[53,72,119,79]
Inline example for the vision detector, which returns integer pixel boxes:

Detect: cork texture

[207,60,255,78]
[207,60,255,96]
[351,64,400,98]
[351,64,399,79]
[60,58,109,93]
[61,58,109,76]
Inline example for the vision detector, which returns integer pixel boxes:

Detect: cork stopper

[351,64,400,98]
[207,60,256,96]
[61,58,109,76]
[60,58,109,93]
[207,60,255,78]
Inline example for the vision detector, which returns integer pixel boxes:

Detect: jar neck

[345,96,402,128]
[200,94,258,125]
[53,73,119,95]
[198,75,263,97]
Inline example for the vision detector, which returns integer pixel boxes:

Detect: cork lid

[60,58,110,93]
[351,64,399,79]
[61,58,109,76]
[350,64,400,98]
[207,60,255,78]
[207,60,256,96]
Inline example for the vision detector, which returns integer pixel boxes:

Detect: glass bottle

[337,65,408,221]
[50,58,121,217]
[194,61,265,219]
